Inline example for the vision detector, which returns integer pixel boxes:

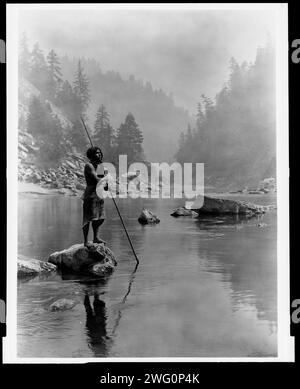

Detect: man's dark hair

[86,146,103,161]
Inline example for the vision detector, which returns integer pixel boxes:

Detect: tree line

[19,33,144,167]
[175,41,276,188]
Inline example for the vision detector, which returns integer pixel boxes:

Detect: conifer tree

[63,61,91,152]
[73,60,90,112]
[19,32,31,78]
[196,102,205,130]
[67,118,89,153]
[46,49,63,100]
[116,112,144,163]
[29,42,49,92]
[26,96,66,164]
[94,104,114,160]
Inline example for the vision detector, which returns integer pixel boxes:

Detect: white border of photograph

[5,3,293,363]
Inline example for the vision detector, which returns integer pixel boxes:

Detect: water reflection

[84,292,110,357]
[195,211,277,324]
[112,263,139,336]
[195,213,265,228]
[60,265,139,357]
[18,194,277,357]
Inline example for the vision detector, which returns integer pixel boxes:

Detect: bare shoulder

[84,162,94,172]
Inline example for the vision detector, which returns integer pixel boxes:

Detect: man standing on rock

[82,146,107,247]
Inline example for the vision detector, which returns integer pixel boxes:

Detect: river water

[17,193,277,358]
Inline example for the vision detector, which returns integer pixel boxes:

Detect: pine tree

[26,96,66,165]
[196,102,205,130]
[27,96,51,139]
[46,49,63,100]
[55,80,79,122]
[186,123,193,141]
[47,50,62,83]
[94,104,114,159]
[201,94,214,113]
[55,73,89,152]
[38,113,66,164]
[174,131,186,163]
[19,32,31,78]
[116,112,144,163]
[29,42,49,92]
[228,57,242,91]
[178,131,186,148]
[67,118,89,153]
[73,60,90,112]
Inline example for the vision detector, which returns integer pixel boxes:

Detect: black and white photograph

[5,3,292,362]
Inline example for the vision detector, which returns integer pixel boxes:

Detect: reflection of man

[82,147,107,246]
[84,292,109,356]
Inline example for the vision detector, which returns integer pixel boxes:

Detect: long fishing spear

[80,116,140,265]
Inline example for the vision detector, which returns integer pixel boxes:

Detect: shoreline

[18,182,63,196]
[18,182,277,201]
[18,182,84,197]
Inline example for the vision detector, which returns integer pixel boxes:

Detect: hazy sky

[17,5,276,112]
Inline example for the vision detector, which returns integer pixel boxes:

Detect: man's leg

[92,219,106,244]
[83,223,90,246]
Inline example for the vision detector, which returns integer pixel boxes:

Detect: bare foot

[93,237,106,244]
[84,241,94,248]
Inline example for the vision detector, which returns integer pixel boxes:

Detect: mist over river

[17,192,277,358]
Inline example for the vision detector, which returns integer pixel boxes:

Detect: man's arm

[84,163,100,185]
[99,175,109,191]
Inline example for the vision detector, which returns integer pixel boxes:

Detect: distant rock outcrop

[18,254,57,277]
[191,196,266,216]
[48,243,117,276]
[138,209,160,224]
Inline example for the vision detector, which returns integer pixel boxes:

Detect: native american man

[82,146,107,246]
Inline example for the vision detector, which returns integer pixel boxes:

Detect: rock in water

[191,195,265,216]
[18,255,57,277]
[48,243,117,276]
[257,223,268,228]
[49,298,76,311]
[171,207,198,217]
[138,209,160,224]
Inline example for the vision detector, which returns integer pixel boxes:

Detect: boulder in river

[48,243,117,276]
[138,209,160,224]
[18,254,57,277]
[191,195,266,216]
[49,298,77,311]
[257,222,268,228]
[171,207,198,217]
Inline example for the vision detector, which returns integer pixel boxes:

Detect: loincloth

[82,192,106,227]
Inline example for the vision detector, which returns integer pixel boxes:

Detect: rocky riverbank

[18,129,88,196]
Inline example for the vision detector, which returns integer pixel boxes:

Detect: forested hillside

[18,34,276,190]
[175,42,276,190]
[18,34,191,167]
[59,55,191,162]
